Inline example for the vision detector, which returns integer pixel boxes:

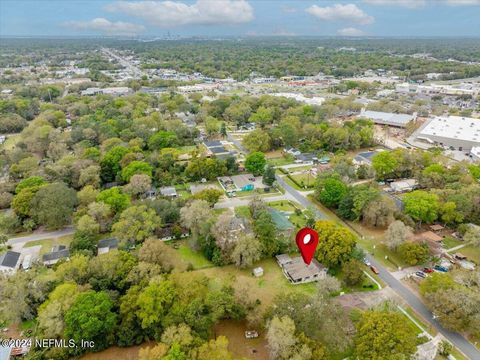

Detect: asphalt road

[278,176,479,359]
[7,227,74,246]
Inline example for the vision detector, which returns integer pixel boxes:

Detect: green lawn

[196,258,318,308]
[268,155,295,166]
[267,200,298,212]
[289,173,315,188]
[281,175,305,190]
[442,236,463,249]
[288,213,307,229]
[235,206,251,219]
[23,235,73,255]
[455,245,480,264]
[174,241,214,270]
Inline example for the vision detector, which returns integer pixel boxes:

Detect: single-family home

[97,238,119,255]
[0,251,21,274]
[276,254,328,284]
[42,245,69,266]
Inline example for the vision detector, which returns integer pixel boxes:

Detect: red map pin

[296,227,319,265]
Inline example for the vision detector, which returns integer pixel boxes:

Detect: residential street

[277,175,480,360]
[7,227,74,247]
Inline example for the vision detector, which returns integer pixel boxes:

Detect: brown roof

[418,231,443,242]
[429,224,444,231]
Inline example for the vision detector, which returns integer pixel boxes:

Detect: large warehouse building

[414,115,480,151]
[359,109,416,128]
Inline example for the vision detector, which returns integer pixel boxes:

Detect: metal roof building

[415,115,480,150]
[359,109,416,128]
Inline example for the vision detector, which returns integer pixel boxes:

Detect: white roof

[419,116,480,143]
[470,146,480,158]
[361,110,413,126]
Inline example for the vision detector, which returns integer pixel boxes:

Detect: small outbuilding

[252,267,264,277]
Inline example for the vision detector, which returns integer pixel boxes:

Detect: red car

[423,267,434,273]
[370,266,379,275]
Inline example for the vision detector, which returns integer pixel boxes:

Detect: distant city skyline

[1,0,480,38]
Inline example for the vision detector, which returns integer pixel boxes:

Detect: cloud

[106,0,254,27]
[65,18,145,35]
[363,0,426,8]
[444,0,480,5]
[306,4,374,25]
[337,27,366,36]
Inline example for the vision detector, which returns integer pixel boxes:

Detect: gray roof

[160,186,177,196]
[361,110,413,126]
[0,251,20,268]
[43,249,70,262]
[98,238,118,249]
[282,257,327,281]
[210,146,229,154]
[204,140,223,148]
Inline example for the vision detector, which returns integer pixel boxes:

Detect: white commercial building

[415,115,480,151]
[471,146,480,161]
[359,108,416,128]
[81,87,131,96]
[272,93,325,106]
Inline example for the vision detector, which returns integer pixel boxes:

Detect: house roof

[276,254,292,266]
[160,186,177,196]
[268,208,294,231]
[429,224,444,231]
[418,231,443,242]
[0,251,20,268]
[98,238,118,249]
[42,249,70,262]
[360,110,414,126]
[282,257,327,281]
[204,140,223,148]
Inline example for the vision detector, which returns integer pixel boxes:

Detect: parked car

[245,330,259,339]
[370,265,379,274]
[423,267,434,273]
[415,271,426,278]
[434,265,448,272]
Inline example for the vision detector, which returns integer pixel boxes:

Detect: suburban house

[276,254,328,284]
[218,174,265,193]
[159,186,177,198]
[203,140,232,159]
[268,208,295,236]
[97,238,119,255]
[0,251,21,274]
[155,225,189,241]
[42,245,70,266]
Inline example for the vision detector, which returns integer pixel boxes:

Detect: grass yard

[235,206,251,219]
[442,236,463,249]
[267,156,295,167]
[23,234,73,255]
[267,200,298,212]
[176,242,214,270]
[289,173,315,188]
[454,245,480,264]
[288,213,307,229]
[196,258,318,309]
[281,175,305,191]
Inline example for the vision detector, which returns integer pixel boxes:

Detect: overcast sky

[1,0,480,38]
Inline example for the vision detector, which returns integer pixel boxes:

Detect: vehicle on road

[423,267,434,273]
[434,265,448,272]
[363,258,371,266]
[415,271,427,278]
[370,265,379,274]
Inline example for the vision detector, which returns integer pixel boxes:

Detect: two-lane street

[278,175,480,359]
